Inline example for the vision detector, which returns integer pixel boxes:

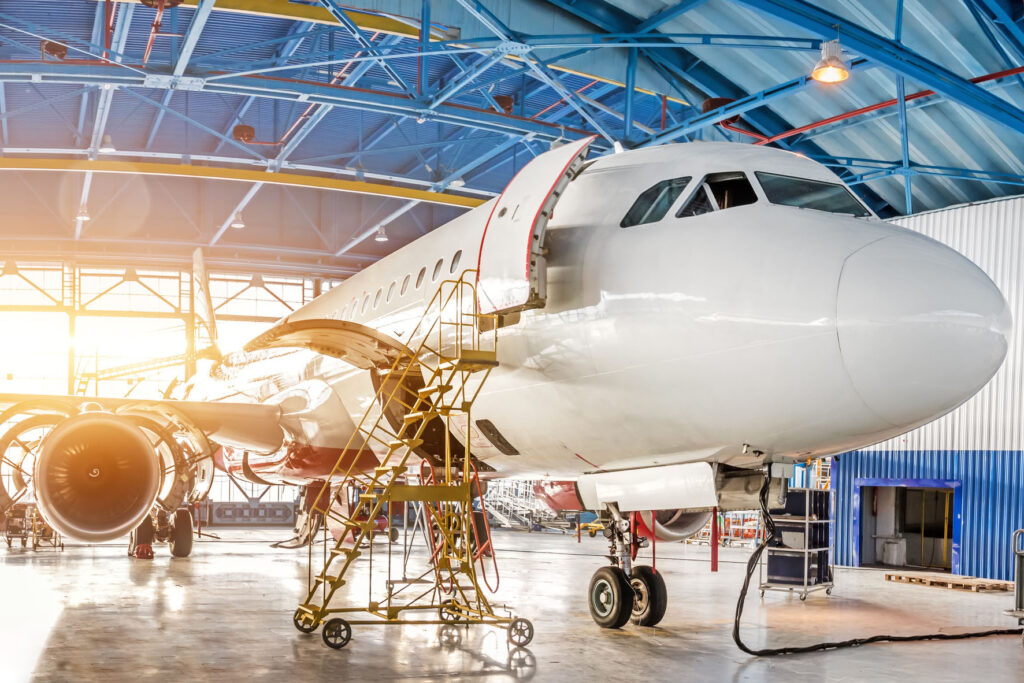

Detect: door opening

[860,485,953,571]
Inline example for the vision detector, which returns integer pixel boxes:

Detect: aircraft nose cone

[837,234,1011,429]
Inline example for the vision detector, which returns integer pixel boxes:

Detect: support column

[711,506,719,572]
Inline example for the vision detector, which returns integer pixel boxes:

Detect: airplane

[0,138,1010,630]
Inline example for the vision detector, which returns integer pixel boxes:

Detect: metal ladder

[292,270,533,650]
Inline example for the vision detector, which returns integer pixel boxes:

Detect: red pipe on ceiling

[752,64,1024,146]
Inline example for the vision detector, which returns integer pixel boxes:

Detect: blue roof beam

[428,52,504,109]
[967,0,1024,60]
[211,21,313,155]
[541,0,894,215]
[0,61,599,146]
[173,0,215,77]
[318,0,415,97]
[733,0,1024,137]
[454,0,614,142]
[636,0,711,33]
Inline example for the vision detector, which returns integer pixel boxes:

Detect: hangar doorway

[856,479,960,573]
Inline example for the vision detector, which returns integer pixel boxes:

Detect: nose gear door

[476,135,596,315]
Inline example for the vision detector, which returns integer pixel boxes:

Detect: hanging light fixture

[230,212,245,229]
[811,39,850,83]
[374,225,389,242]
[99,133,116,153]
[76,204,90,222]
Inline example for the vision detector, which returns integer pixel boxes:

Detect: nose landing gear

[587,504,668,629]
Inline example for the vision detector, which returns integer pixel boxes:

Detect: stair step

[418,384,451,398]
[329,547,362,559]
[375,465,407,476]
[314,574,342,585]
[403,411,436,424]
[388,438,424,451]
[440,350,498,373]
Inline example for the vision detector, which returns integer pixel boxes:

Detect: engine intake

[637,509,713,542]
[34,413,161,543]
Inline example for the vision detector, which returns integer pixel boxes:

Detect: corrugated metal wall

[832,195,1024,580]
[833,450,1024,580]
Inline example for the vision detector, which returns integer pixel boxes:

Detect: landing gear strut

[587,503,668,629]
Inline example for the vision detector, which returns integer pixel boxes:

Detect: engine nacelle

[636,509,713,542]
[34,413,161,543]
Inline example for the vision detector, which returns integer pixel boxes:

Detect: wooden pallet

[884,571,1013,593]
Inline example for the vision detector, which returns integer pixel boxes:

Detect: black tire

[169,509,193,558]
[508,617,534,646]
[588,530,597,538]
[322,618,352,649]
[629,565,668,627]
[293,610,317,634]
[389,527,399,543]
[588,566,633,629]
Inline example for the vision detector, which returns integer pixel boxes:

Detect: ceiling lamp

[76,205,90,222]
[811,39,849,84]
[99,134,116,153]
[374,225,389,243]
[230,213,245,229]
[448,177,466,188]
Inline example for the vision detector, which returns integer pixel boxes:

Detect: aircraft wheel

[629,565,667,627]
[389,527,399,543]
[322,618,352,649]
[169,508,193,558]
[588,566,632,629]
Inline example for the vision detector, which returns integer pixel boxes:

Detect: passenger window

[400,274,410,296]
[386,281,396,303]
[360,294,369,315]
[432,258,444,282]
[415,267,426,289]
[373,287,382,308]
[450,250,462,274]
[677,172,757,218]
[620,177,691,227]
[338,303,348,320]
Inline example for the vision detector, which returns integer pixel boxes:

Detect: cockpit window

[677,172,757,218]
[755,171,870,217]
[620,177,691,228]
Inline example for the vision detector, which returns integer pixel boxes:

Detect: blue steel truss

[0,0,1019,274]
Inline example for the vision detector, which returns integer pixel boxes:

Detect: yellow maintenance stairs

[292,270,533,650]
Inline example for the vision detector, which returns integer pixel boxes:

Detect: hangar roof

[0,0,1021,275]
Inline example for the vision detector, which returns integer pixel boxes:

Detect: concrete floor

[2,528,1023,682]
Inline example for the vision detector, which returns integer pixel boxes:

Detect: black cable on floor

[732,472,1022,656]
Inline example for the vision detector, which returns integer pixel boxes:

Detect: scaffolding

[483,479,556,530]
[292,271,533,650]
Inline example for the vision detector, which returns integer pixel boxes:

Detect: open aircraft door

[476,135,596,315]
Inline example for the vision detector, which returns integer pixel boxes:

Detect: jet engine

[34,413,161,542]
[0,399,216,543]
[637,509,713,542]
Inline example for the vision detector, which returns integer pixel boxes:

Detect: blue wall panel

[833,450,1024,581]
